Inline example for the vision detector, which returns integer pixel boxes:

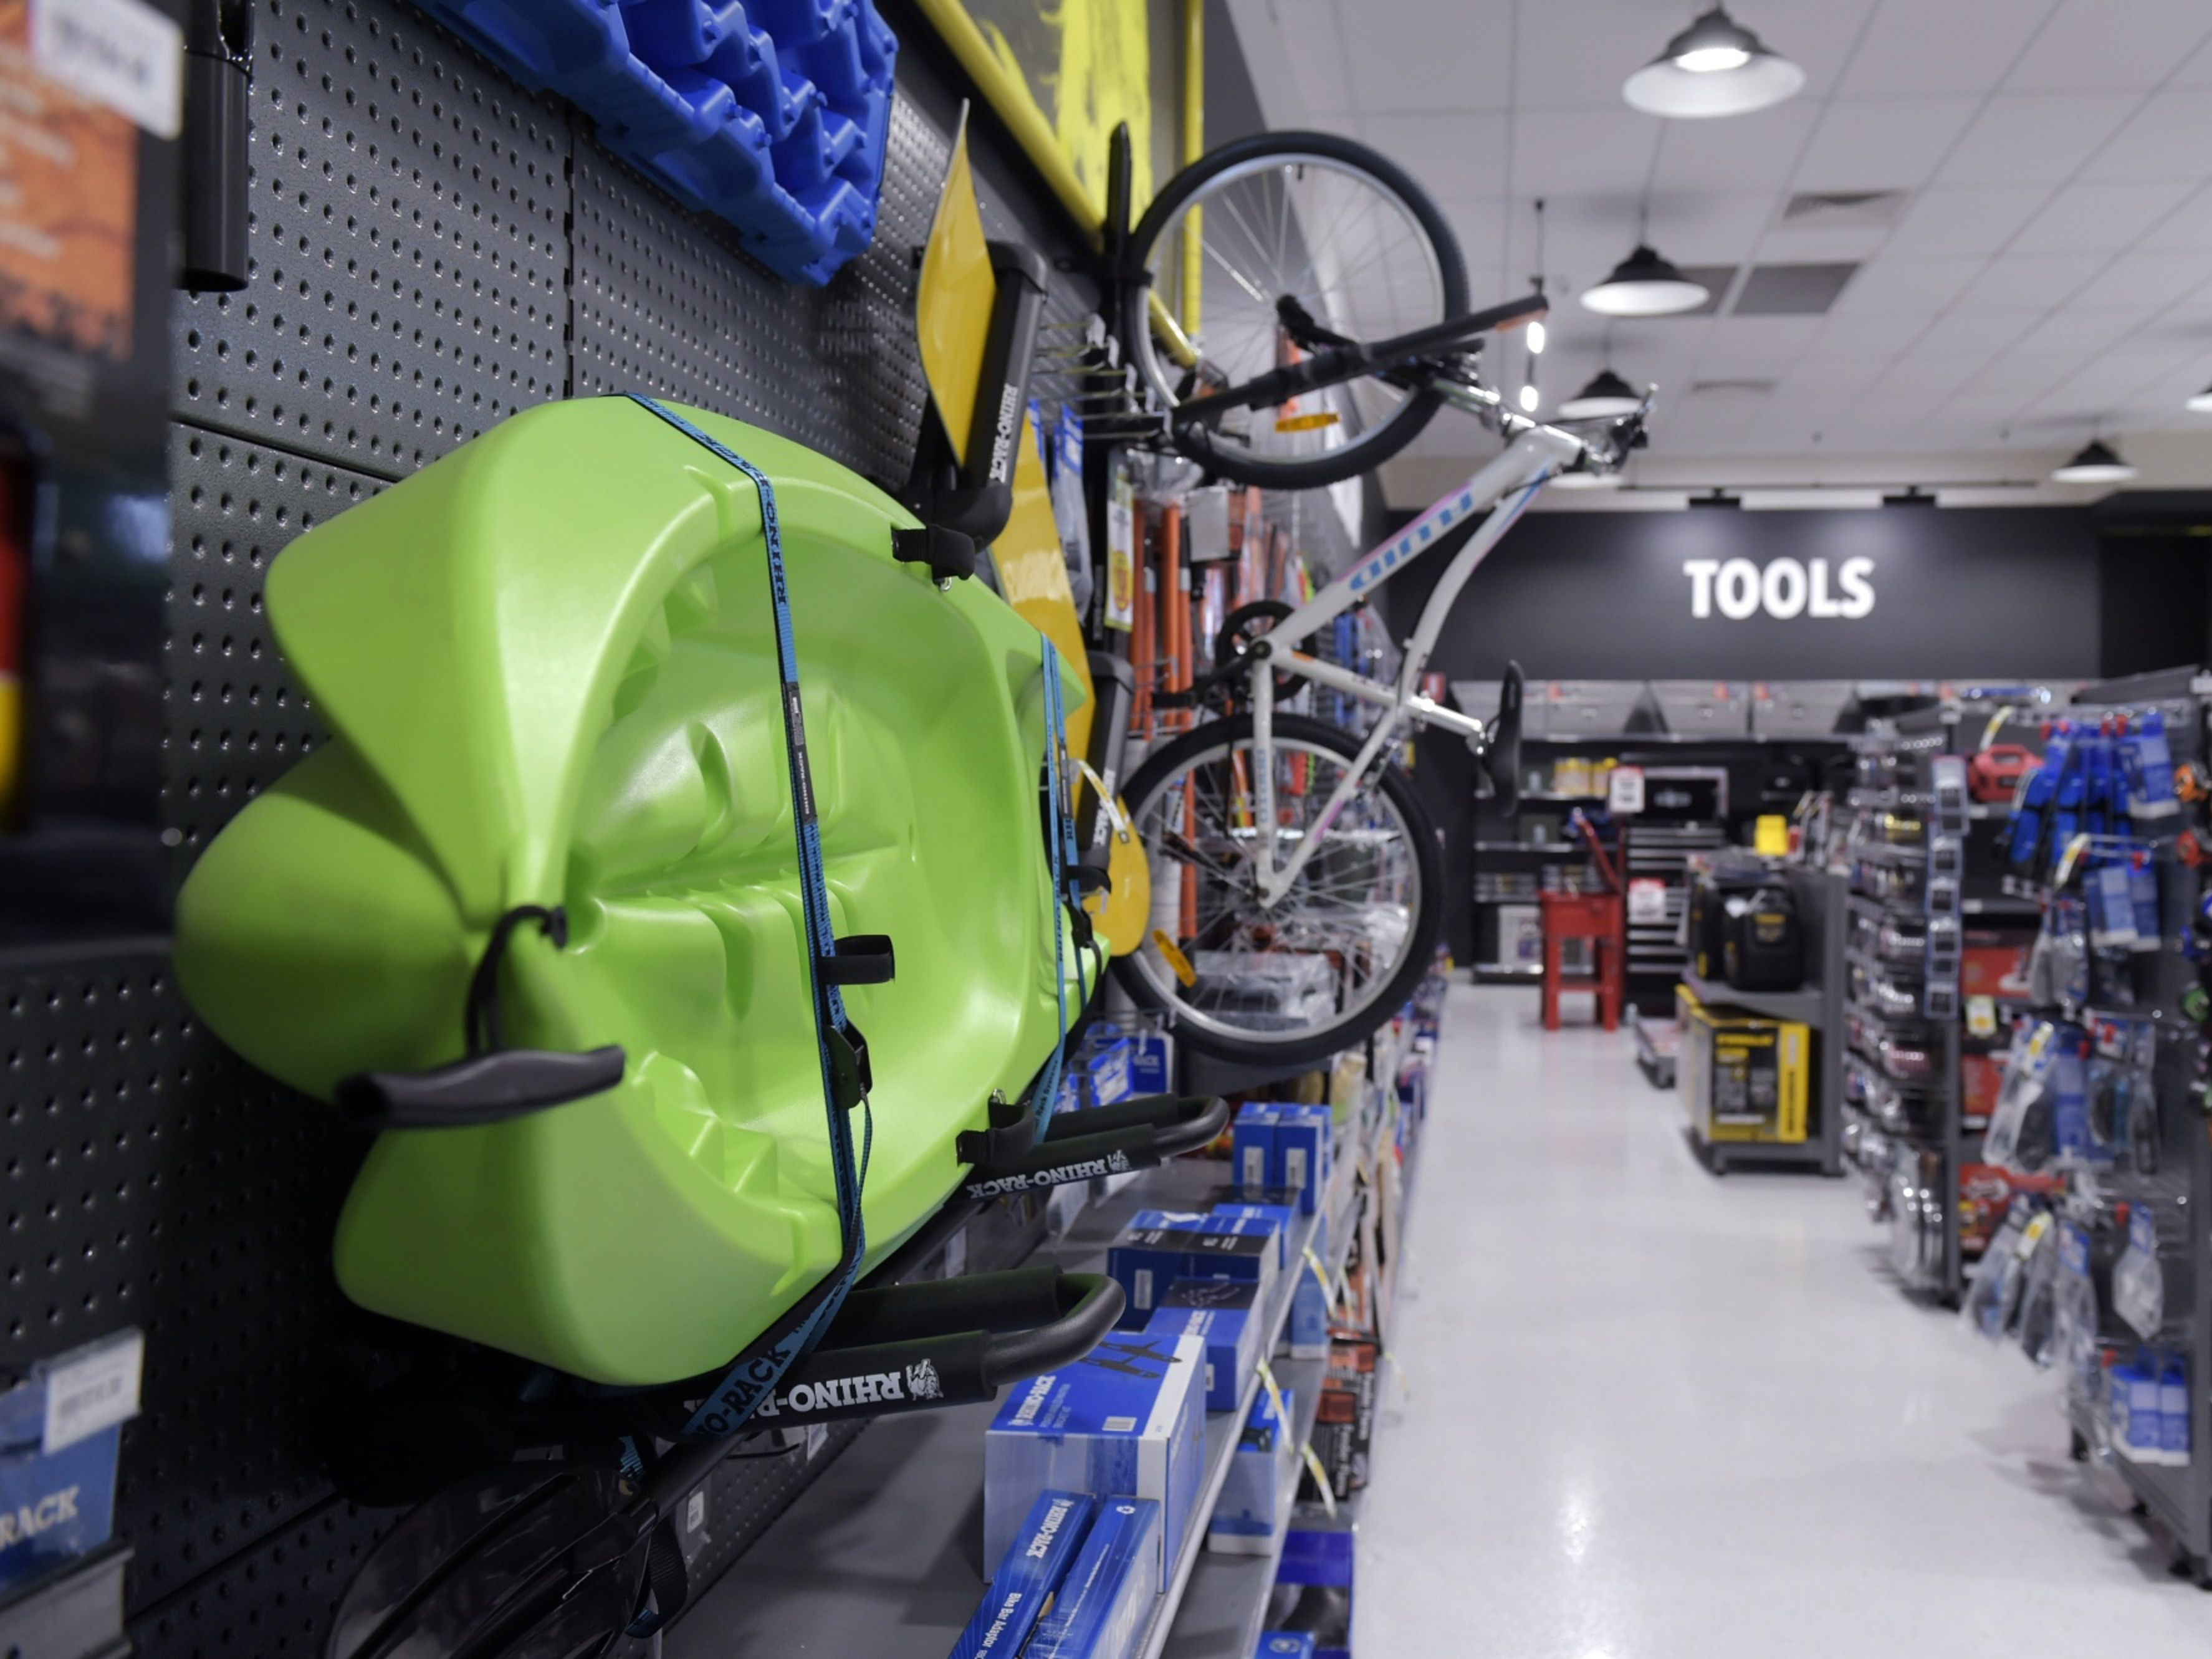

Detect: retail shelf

[1159,1354,1326,1659]
[1473,841,1584,854]
[1473,962,1543,979]
[669,1147,1366,1658]
[1525,733,1847,747]
[1680,967,1823,1029]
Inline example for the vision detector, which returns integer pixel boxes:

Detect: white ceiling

[1222,0,2212,505]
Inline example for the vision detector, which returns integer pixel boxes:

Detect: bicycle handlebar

[1170,292,1550,428]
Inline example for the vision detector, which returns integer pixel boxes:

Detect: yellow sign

[1151,929,1197,987]
[916,108,995,464]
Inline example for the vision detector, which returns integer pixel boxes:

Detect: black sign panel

[1381,505,2100,681]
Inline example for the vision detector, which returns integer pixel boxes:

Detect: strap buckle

[818,934,896,987]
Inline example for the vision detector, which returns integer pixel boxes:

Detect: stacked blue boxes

[408,0,898,284]
[1144,1279,1261,1410]
[1233,1103,1276,1188]
[952,1491,1094,1657]
[1106,1226,1276,1329]
[985,1332,1206,1580]
[1024,1498,1162,1659]
[1207,1384,1296,1555]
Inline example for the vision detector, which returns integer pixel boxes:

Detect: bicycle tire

[1111,712,1444,1066]
[1122,131,1470,491]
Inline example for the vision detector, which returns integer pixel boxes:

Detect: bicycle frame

[1247,423,1582,905]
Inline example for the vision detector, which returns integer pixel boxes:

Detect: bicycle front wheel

[1123,131,1469,490]
[1112,713,1443,1066]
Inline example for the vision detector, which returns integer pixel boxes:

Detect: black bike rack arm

[959,1095,1231,1198]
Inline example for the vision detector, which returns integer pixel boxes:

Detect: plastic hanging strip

[618,396,871,1450]
[1032,637,1088,1131]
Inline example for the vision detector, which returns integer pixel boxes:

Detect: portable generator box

[1675,985,1809,1144]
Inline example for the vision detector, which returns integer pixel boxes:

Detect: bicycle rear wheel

[1123,131,1469,490]
[1111,713,1443,1066]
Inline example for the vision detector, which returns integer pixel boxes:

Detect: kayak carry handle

[818,933,896,987]
[959,1094,1230,1198]
[335,1046,628,1128]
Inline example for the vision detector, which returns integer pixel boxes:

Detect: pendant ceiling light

[1580,245,1709,316]
[1560,368,1644,419]
[2050,439,2137,484]
[2187,383,2212,413]
[1624,6,1806,118]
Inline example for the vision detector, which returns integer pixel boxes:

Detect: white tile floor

[1357,985,2211,1657]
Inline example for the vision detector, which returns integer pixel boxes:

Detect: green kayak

[175,396,1088,1387]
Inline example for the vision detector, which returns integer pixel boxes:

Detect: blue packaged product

[2130,710,2179,820]
[0,1331,141,1597]
[2111,1356,2162,1463]
[1287,1253,1331,1360]
[1107,1228,1277,1331]
[1233,1104,1278,1190]
[2160,1359,2190,1465]
[1025,1499,1161,1659]
[2050,1032,2094,1162]
[985,1332,1206,1579]
[953,1491,1095,1655]
[1210,1202,1296,1270]
[1256,1635,1317,1659]
[1146,1279,1261,1410]
[1209,1385,1295,1554]
[1275,1527,1355,1659]
[2128,858,2162,946]
[1129,1208,1214,1233]
[1269,1106,1332,1215]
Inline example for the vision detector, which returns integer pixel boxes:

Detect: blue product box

[0,1330,142,1597]
[1233,1104,1278,1190]
[955,1490,1094,1654]
[1210,1203,1296,1271]
[1275,1527,1355,1659]
[1208,1385,1295,1555]
[1257,1633,1317,1659]
[1129,1208,1213,1233]
[1145,1279,1261,1411]
[1107,1229,1277,1331]
[1286,1253,1331,1360]
[1025,1498,1162,1659]
[1269,1106,1332,1215]
[985,1333,1206,1581]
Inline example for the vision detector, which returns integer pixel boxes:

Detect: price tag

[42,1329,143,1453]
[30,0,182,137]
[1607,765,1645,815]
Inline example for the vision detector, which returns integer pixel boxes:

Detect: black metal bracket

[891,523,981,584]
[960,1094,1231,1199]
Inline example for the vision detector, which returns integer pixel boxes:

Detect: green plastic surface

[174,398,1087,1385]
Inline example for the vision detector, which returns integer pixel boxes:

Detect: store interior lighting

[1622,5,1806,118]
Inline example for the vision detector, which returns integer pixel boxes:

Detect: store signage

[1682,557,1875,621]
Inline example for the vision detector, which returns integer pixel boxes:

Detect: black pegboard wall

[171,0,572,481]
[102,1,1108,1654]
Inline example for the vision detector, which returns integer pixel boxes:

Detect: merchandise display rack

[1677,864,1847,1177]
[668,1028,1426,1657]
[2028,671,2212,1582]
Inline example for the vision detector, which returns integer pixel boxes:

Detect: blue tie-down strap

[1029,638,1090,1132]
[409,0,897,285]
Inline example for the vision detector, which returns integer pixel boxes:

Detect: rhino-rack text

[749,1359,944,1418]
[964,1149,1134,1199]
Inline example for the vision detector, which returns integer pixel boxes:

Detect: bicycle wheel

[1122,131,1468,490]
[1111,713,1442,1066]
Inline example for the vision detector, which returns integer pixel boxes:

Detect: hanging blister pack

[2122,709,2181,822]
[2112,1204,2168,1341]
[1985,1018,2059,1174]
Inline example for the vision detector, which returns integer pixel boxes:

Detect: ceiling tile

[2007,308,2155,361]
[1439,199,1508,271]
[1908,307,2046,354]
[1250,0,1354,122]
[1694,316,1827,373]
[1359,111,1511,199]
[1649,99,1822,195]
[1343,2,1514,112]
[1839,0,2062,96]
[1960,346,2095,395]
[1953,251,2105,309]
[1790,97,1982,193]
[1748,224,1892,264]
[1506,106,1662,199]
[2010,179,2196,252]
[2004,0,2212,92]
[1883,186,2051,256]
[1510,0,1672,110]
[2135,184,2212,251]
[1827,256,1988,317]
[1781,355,1894,394]
[2080,88,2212,183]
[2085,249,2212,308]
[1937,93,2140,185]
[1865,353,2001,398]
[1810,312,1933,360]
[1642,191,1778,265]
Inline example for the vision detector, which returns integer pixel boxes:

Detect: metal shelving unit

[668,1091,1396,1658]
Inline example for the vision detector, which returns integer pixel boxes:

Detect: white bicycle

[1108,131,1649,1064]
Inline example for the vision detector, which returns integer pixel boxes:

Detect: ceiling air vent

[1733,262,1859,315]
[1779,189,1908,228]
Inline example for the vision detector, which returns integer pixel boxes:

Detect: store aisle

[1359,985,2208,1658]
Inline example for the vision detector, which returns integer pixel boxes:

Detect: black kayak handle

[981,1271,1123,1386]
[335,1045,628,1127]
